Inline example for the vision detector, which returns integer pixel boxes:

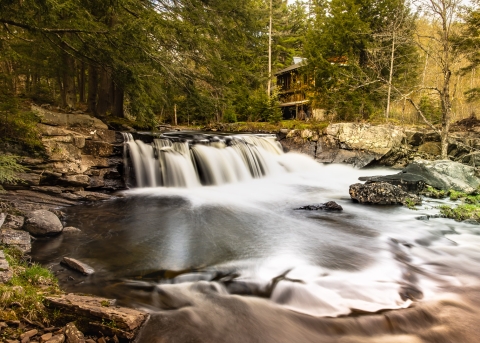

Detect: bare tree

[407,0,464,159]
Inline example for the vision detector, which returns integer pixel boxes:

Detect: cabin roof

[274,61,306,76]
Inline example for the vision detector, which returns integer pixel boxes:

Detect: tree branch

[407,98,440,133]
[0,19,107,34]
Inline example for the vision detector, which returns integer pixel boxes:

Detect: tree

[304,0,419,121]
[406,0,464,159]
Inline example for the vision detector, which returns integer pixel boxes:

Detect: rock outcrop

[46,294,148,340]
[278,123,480,168]
[0,229,31,253]
[7,105,125,192]
[359,159,480,194]
[24,210,63,236]
[349,182,422,206]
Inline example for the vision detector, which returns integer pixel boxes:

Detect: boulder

[0,229,31,253]
[24,210,63,236]
[349,182,422,206]
[62,257,95,275]
[45,294,148,340]
[359,159,480,194]
[403,160,480,194]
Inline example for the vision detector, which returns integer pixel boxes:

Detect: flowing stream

[32,132,480,342]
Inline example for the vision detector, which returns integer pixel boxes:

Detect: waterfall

[122,132,287,188]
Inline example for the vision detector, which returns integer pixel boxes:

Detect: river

[31,133,480,342]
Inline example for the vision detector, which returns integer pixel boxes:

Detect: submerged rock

[349,182,421,206]
[295,201,343,211]
[62,257,95,275]
[24,210,63,236]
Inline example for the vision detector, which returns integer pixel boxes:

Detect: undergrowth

[0,155,27,190]
[0,246,60,327]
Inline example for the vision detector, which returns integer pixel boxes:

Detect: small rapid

[122,132,286,187]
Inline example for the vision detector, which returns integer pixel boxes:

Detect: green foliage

[449,189,468,201]
[439,204,480,222]
[422,185,447,198]
[0,155,27,187]
[404,198,418,209]
[0,94,42,151]
[305,0,419,120]
[419,96,442,124]
[0,246,60,324]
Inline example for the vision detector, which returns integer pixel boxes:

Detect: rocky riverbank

[0,106,149,342]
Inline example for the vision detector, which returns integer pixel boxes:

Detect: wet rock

[45,334,65,343]
[349,182,422,206]
[0,250,13,283]
[20,329,38,342]
[74,191,111,201]
[2,214,25,230]
[295,201,343,211]
[24,210,63,236]
[64,322,85,343]
[358,173,426,193]
[0,229,31,253]
[62,226,81,233]
[40,333,52,342]
[62,257,94,275]
[45,294,147,340]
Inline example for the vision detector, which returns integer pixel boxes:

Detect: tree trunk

[79,62,86,103]
[87,65,99,114]
[113,85,124,118]
[62,52,76,109]
[97,68,113,116]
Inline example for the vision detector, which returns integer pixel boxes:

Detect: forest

[1,0,480,134]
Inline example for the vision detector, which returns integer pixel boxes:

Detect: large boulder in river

[349,182,421,206]
[359,159,480,194]
[24,210,63,236]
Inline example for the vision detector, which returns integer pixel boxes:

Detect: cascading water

[122,132,286,188]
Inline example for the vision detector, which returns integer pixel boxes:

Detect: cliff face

[13,105,125,192]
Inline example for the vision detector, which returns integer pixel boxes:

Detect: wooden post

[174,104,177,126]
